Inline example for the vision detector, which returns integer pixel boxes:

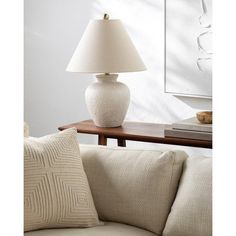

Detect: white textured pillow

[80,145,188,235]
[24,128,100,232]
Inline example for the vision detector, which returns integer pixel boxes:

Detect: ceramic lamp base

[85,74,130,127]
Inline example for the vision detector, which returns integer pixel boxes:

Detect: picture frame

[164,0,212,99]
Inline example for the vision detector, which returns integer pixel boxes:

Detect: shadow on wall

[175,96,212,110]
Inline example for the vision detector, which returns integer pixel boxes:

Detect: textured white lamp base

[85,74,130,127]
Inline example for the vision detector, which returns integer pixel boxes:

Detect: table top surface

[59,120,167,136]
[58,120,212,148]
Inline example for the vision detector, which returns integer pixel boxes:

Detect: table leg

[98,135,107,145]
[117,138,126,147]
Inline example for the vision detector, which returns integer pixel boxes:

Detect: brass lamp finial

[103,13,109,20]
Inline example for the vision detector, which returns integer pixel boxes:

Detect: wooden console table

[58,120,212,149]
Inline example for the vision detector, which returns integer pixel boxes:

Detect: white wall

[24,0,212,156]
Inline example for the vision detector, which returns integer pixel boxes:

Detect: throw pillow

[24,128,100,232]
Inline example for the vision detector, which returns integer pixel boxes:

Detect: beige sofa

[25,144,212,236]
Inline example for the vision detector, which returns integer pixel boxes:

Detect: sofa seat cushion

[80,145,188,235]
[163,156,212,236]
[24,222,156,236]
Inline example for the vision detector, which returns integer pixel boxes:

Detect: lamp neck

[96,73,118,83]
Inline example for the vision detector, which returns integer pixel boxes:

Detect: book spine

[164,129,212,141]
[172,124,212,133]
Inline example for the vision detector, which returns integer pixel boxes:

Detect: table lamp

[66,14,146,127]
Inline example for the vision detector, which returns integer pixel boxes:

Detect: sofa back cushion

[163,156,212,236]
[80,145,188,235]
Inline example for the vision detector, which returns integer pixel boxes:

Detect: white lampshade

[66,19,146,73]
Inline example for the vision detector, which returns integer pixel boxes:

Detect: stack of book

[164,117,212,141]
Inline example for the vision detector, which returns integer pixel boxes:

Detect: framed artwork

[164,0,212,98]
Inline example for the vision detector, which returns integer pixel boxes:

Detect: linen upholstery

[24,129,100,232]
[80,145,188,235]
[163,156,212,236]
[24,222,156,236]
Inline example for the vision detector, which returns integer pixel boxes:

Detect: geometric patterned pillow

[24,128,101,232]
